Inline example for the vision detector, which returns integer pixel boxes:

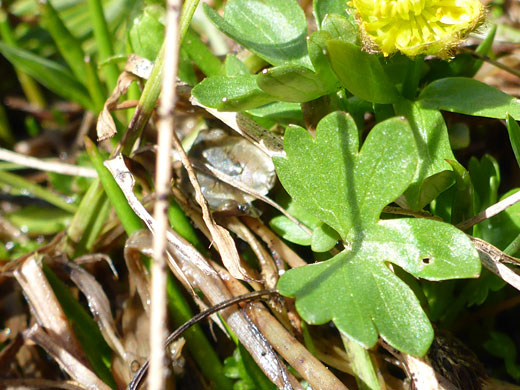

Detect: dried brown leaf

[471,237,520,291]
[96,55,152,141]
[57,261,126,359]
[13,255,85,363]
[24,325,111,390]
[0,378,89,390]
[190,97,285,158]
[171,128,253,281]
[104,155,294,388]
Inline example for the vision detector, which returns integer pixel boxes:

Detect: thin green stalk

[40,0,88,85]
[0,9,46,107]
[402,56,423,100]
[0,170,77,213]
[341,334,381,390]
[120,45,164,154]
[86,0,119,91]
[180,0,201,43]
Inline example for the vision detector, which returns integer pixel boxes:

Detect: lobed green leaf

[276,111,481,355]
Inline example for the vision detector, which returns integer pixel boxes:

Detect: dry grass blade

[97,69,138,141]
[0,378,90,390]
[165,231,294,390]
[24,325,111,390]
[471,237,520,291]
[105,155,293,388]
[13,255,85,362]
[220,216,279,289]
[59,261,126,359]
[190,97,285,158]
[241,216,308,268]
[457,191,520,231]
[216,265,349,390]
[171,127,252,281]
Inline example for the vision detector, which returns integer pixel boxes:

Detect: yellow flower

[350,0,485,57]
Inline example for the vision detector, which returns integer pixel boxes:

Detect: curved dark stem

[127,289,280,390]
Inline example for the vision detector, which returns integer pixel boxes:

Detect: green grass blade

[40,0,88,86]
[0,103,14,147]
[85,56,107,113]
[87,0,120,91]
[0,9,46,108]
[0,170,77,213]
[0,43,93,110]
[43,264,116,389]
[180,0,201,42]
[85,137,144,234]
[64,179,110,257]
[183,28,223,76]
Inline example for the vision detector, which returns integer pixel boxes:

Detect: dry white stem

[0,378,88,390]
[457,190,520,231]
[149,0,182,388]
[0,147,97,177]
